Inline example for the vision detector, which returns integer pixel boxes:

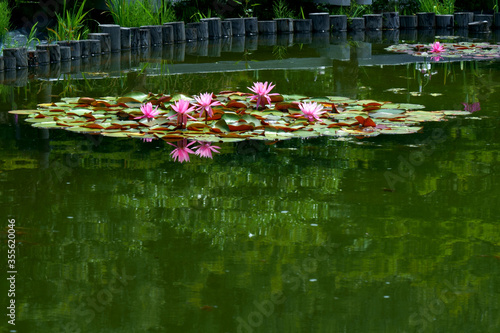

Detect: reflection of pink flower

[247,81,278,109]
[298,101,326,122]
[462,102,481,113]
[167,139,195,163]
[430,42,444,53]
[431,55,443,62]
[142,138,153,142]
[135,102,160,120]
[194,92,221,118]
[169,99,197,128]
[194,142,220,158]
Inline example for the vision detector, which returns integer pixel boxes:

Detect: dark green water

[1,38,500,333]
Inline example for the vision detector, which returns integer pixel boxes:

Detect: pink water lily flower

[298,101,326,122]
[247,81,278,109]
[430,42,445,53]
[194,92,221,118]
[167,139,195,163]
[168,99,197,128]
[194,141,220,159]
[135,102,160,120]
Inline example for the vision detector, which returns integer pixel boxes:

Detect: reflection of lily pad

[10,91,470,143]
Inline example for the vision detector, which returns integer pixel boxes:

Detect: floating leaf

[382,103,425,110]
[170,94,193,102]
[355,116,377,127]
[385,42,500,60]
[226,100,248,109]
[12,91,470,143]
[212,119,230,133]
[77,97,95,104]
[9,109,39,115]
[443,110,472,116]
[117,92,149,104]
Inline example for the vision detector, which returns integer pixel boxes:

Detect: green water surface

[1,38,499,333]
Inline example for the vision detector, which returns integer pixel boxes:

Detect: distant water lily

[462,102,480,113]
[298,101,326,122]
[135,102,160,120]
[194,142,220,159]
[194,92,221,120]
[430,42,445,53]
[248,81,278,109]
[167,139,195,163]
[169,99,197,128]
[142,137,153,143]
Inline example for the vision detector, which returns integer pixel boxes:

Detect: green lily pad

[13,90,471,144]
[31,121,60,128]
[213,119,230,133]
[9,109,39,115]
[381,126,423,134]
[117,92,149,103]
[382,103,425,110]
[443,110,471,116]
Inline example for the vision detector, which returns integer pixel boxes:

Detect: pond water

[1,32,500,333]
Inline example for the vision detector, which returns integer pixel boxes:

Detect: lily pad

[385,42,500,60]
[12,91,472,144]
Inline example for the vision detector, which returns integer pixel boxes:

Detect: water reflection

[1,36,500,333]
[166,139,220,163]
[2,31,499,90]
[462,101,481,113]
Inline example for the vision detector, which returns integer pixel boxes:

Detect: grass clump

[418,0,455,14]
[48,0,90,41]
[273,0,295,19]
[0,0,11,41]
[107,0,176,27]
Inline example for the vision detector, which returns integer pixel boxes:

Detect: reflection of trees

[3,125,500,331]
[2,58,500,332]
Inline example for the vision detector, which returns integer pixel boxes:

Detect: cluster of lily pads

[10,81,472,162]
[386,41,500,61]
